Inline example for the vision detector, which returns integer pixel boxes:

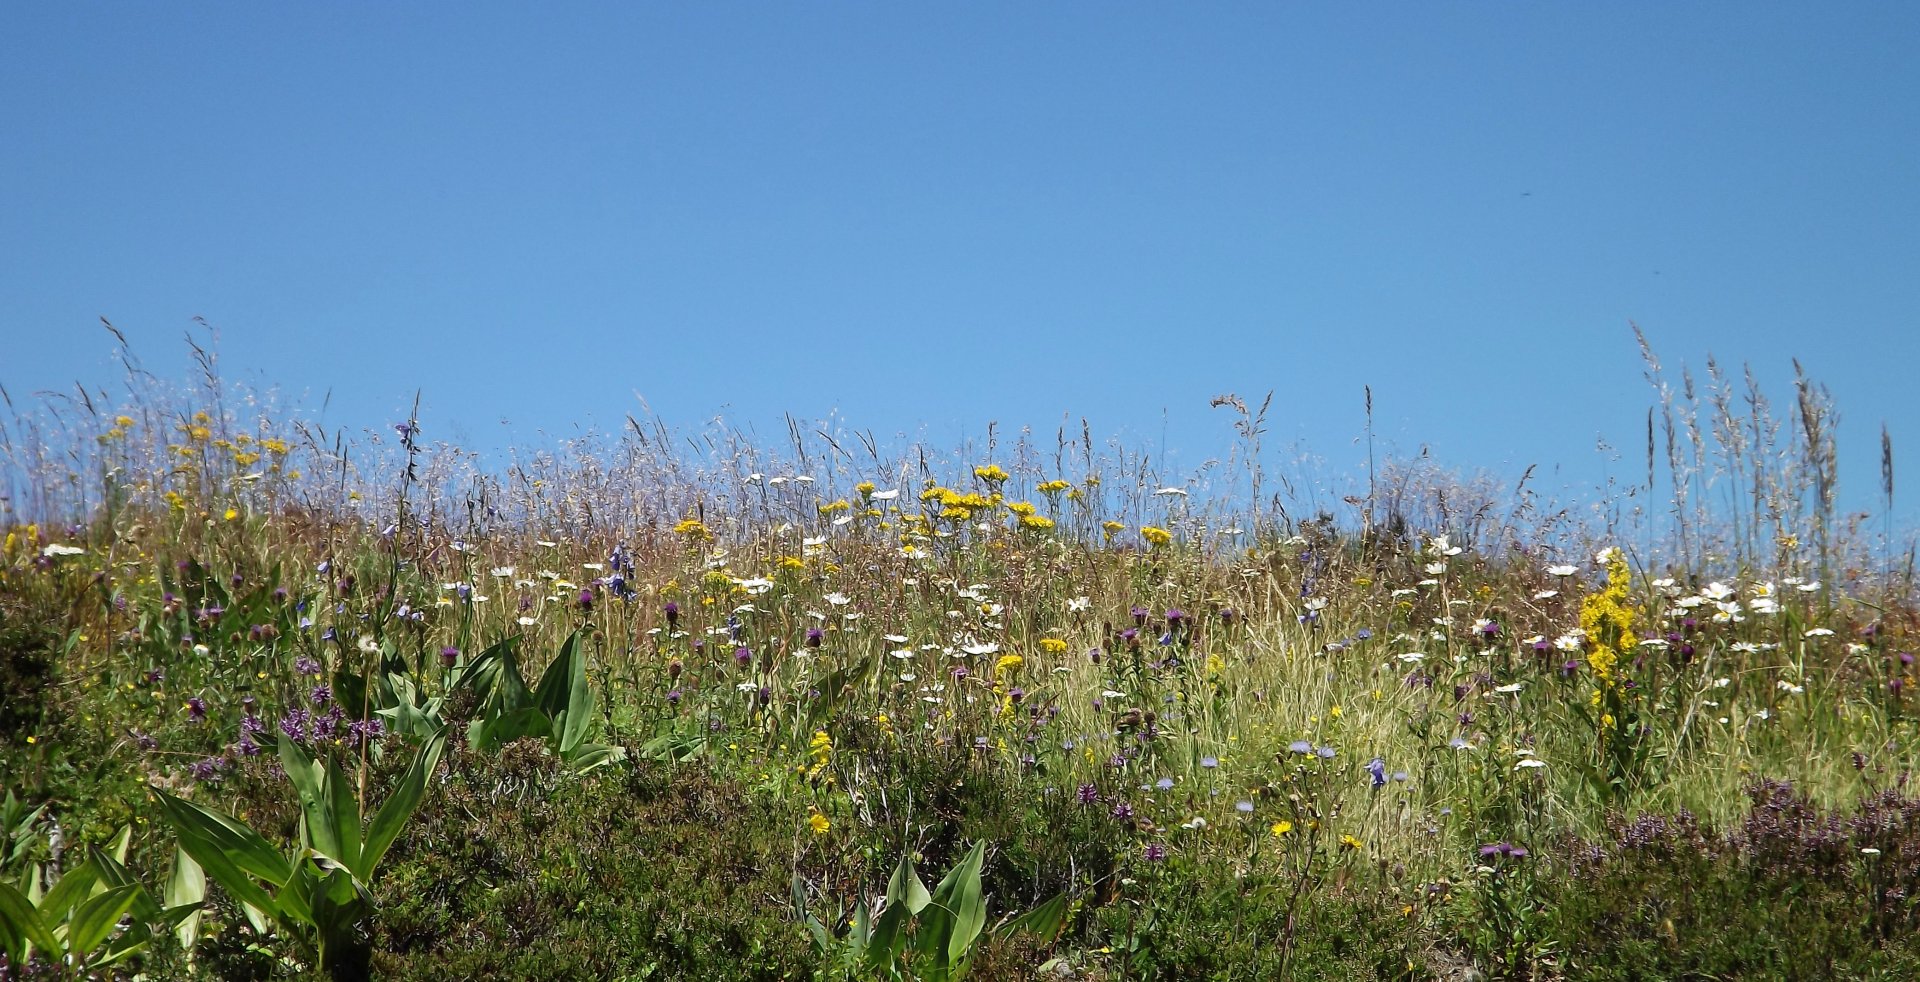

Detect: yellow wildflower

[1271,820,1293,837]
[973,463,1009,483]
[1038,638,1068,655]
[1140,526,1173,547]
[674,517,714,543]
[808,810,830,836]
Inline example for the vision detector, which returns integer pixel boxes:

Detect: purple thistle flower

[734,646,753,668]
[805,627,824,648]
[1111,801,1134,820]
[186,697,208,723]
[1479,842,1530,860]
[1144,842,1167,861]
[441,645,460,667]
[1077,783,1100,804]
[664,601,679,626]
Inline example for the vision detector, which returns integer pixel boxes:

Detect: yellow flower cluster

[1038,638,1068,655]
[1036,479,1071,495]
[973,463,1009,484]
[1140,526,1173,547]
[806,729,833,780]
[1579,548,1638,688]
[673,516,713,543]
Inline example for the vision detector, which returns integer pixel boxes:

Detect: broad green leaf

[534,629,593,754]
[361,730,445,879]
[474,706,552,752]
[563,743,627,774]
[279,734,356,871]
[148,787,288,919]
[454,635,532,714]
[0,877,58,962]
[36,859,99,924]
[866,898,910,971]
[888,852,932,915]
[86,845,162,923]
[66,884,141,962]
[925,841,987,971]
[164,846,205,954]
[995,892,1069,944]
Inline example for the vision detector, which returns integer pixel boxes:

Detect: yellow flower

[223,508,239,522]
[817,499,852,515]
[1329,705,1343,719]
[855,480,876,496]
[1140,526,1173,547]
[1037,479,1071,494]
[115,415,135,428]
[808,810,831,836]
[973,464,1009,483]
[674,517,714,543]
[1038,638,1068,655]
[1340,834,1363,851]
[994,653,1024,677]
[1271,820,1293,837]
[1018,514,1055,531]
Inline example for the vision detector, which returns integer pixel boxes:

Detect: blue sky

[4,3,1916,521]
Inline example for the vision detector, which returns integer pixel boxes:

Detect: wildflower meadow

[2,338,1916,981]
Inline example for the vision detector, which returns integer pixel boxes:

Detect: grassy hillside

[2,357,1917,980]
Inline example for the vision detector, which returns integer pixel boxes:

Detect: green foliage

[149,730,445,979]
[0,827,197,974]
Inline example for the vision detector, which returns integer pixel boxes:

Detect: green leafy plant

[452,630,625,772]
[796,841,1067,981]
[0,826,198,973]
[150,729,446,980]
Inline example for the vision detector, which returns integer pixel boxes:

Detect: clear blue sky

[4,4,1916,521]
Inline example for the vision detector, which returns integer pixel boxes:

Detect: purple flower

[805,627,824,648]
[1479,842,1530,860]
[1155,777,1175,791]
[1131,606,1149,625]
[1480,619,1500,639]
[665,688,682,705]
[1367,757,1387,789]
[664,601,679,626]
[186,697,207,723]
[1111,801,1134,820]
[1316,745,1337,760]
[1165,608,1186,626]
[296,656,322,677]
[310,685,332,706]
[1144,843,1167,861]
[1078,783,1100,804]
[1199,755,1219,769]
[1288,740,1313,755]
[1235,800,1255,814]
[734,646,753,669]
[577,589,595,612]
[441,645,460,667]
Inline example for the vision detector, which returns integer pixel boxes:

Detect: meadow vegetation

[1,334,1916,980]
